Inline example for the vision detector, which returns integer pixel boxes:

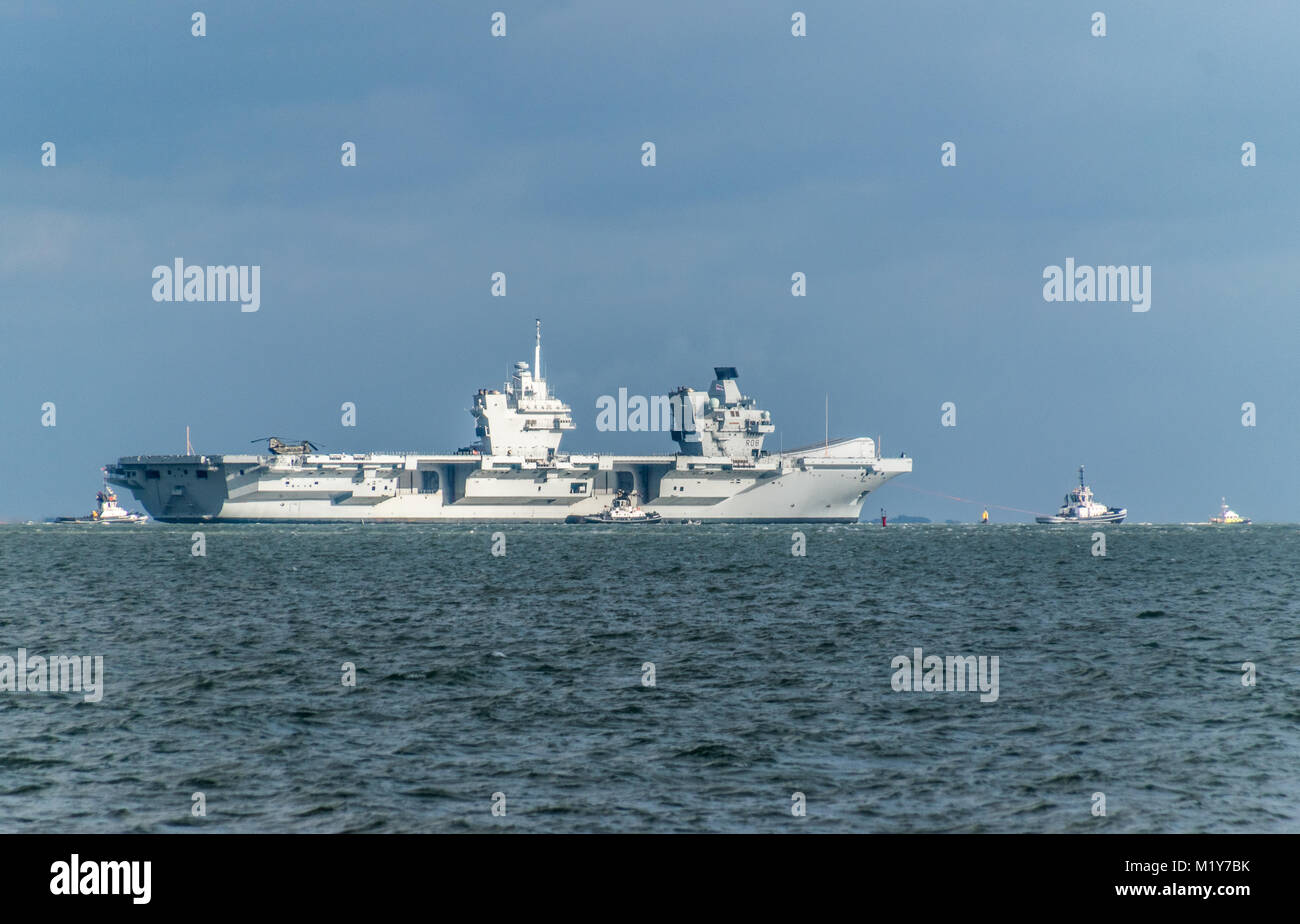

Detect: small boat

[1209,498,1250,525]
[1035,466,1126,524]
[55,480,149,524]
[580,490,662,524]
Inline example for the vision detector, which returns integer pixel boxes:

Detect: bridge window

[145,470,160,479]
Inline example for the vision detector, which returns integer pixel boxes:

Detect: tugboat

[55,479,149,524]
[580,490,663,524]
[1035,466,1126,524]
[1209,498,1251,525]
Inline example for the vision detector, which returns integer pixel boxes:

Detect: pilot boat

[1035,466,1126,524]
[1209,498,1250,525]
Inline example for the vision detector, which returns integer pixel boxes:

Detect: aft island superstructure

[107,325,911,523]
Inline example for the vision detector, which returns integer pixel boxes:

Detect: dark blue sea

[1,523,1296,833]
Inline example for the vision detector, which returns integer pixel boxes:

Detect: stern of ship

[106,456,230,522]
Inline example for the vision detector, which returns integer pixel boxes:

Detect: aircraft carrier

[106,325,911,522]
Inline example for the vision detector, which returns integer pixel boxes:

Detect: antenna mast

[824,394,829,455]
[535,318,541,378]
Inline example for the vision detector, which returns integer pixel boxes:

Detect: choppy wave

[0,523,1296,832]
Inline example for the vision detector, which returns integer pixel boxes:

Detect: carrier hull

[107,439,910,524]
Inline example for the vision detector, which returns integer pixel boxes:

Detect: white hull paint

[108,438,911,524]
[1034,510,1126,525]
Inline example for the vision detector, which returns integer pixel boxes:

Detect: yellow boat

[1209,498,1250,525]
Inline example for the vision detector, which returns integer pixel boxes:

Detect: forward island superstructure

[107,325,911,523]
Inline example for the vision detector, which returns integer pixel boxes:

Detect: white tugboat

[55,480,149,524]
[579,490,662,524]
[1035,466,1126,524]
[1209,498,1250,525]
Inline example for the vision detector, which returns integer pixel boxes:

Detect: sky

[1,1,1296,522]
